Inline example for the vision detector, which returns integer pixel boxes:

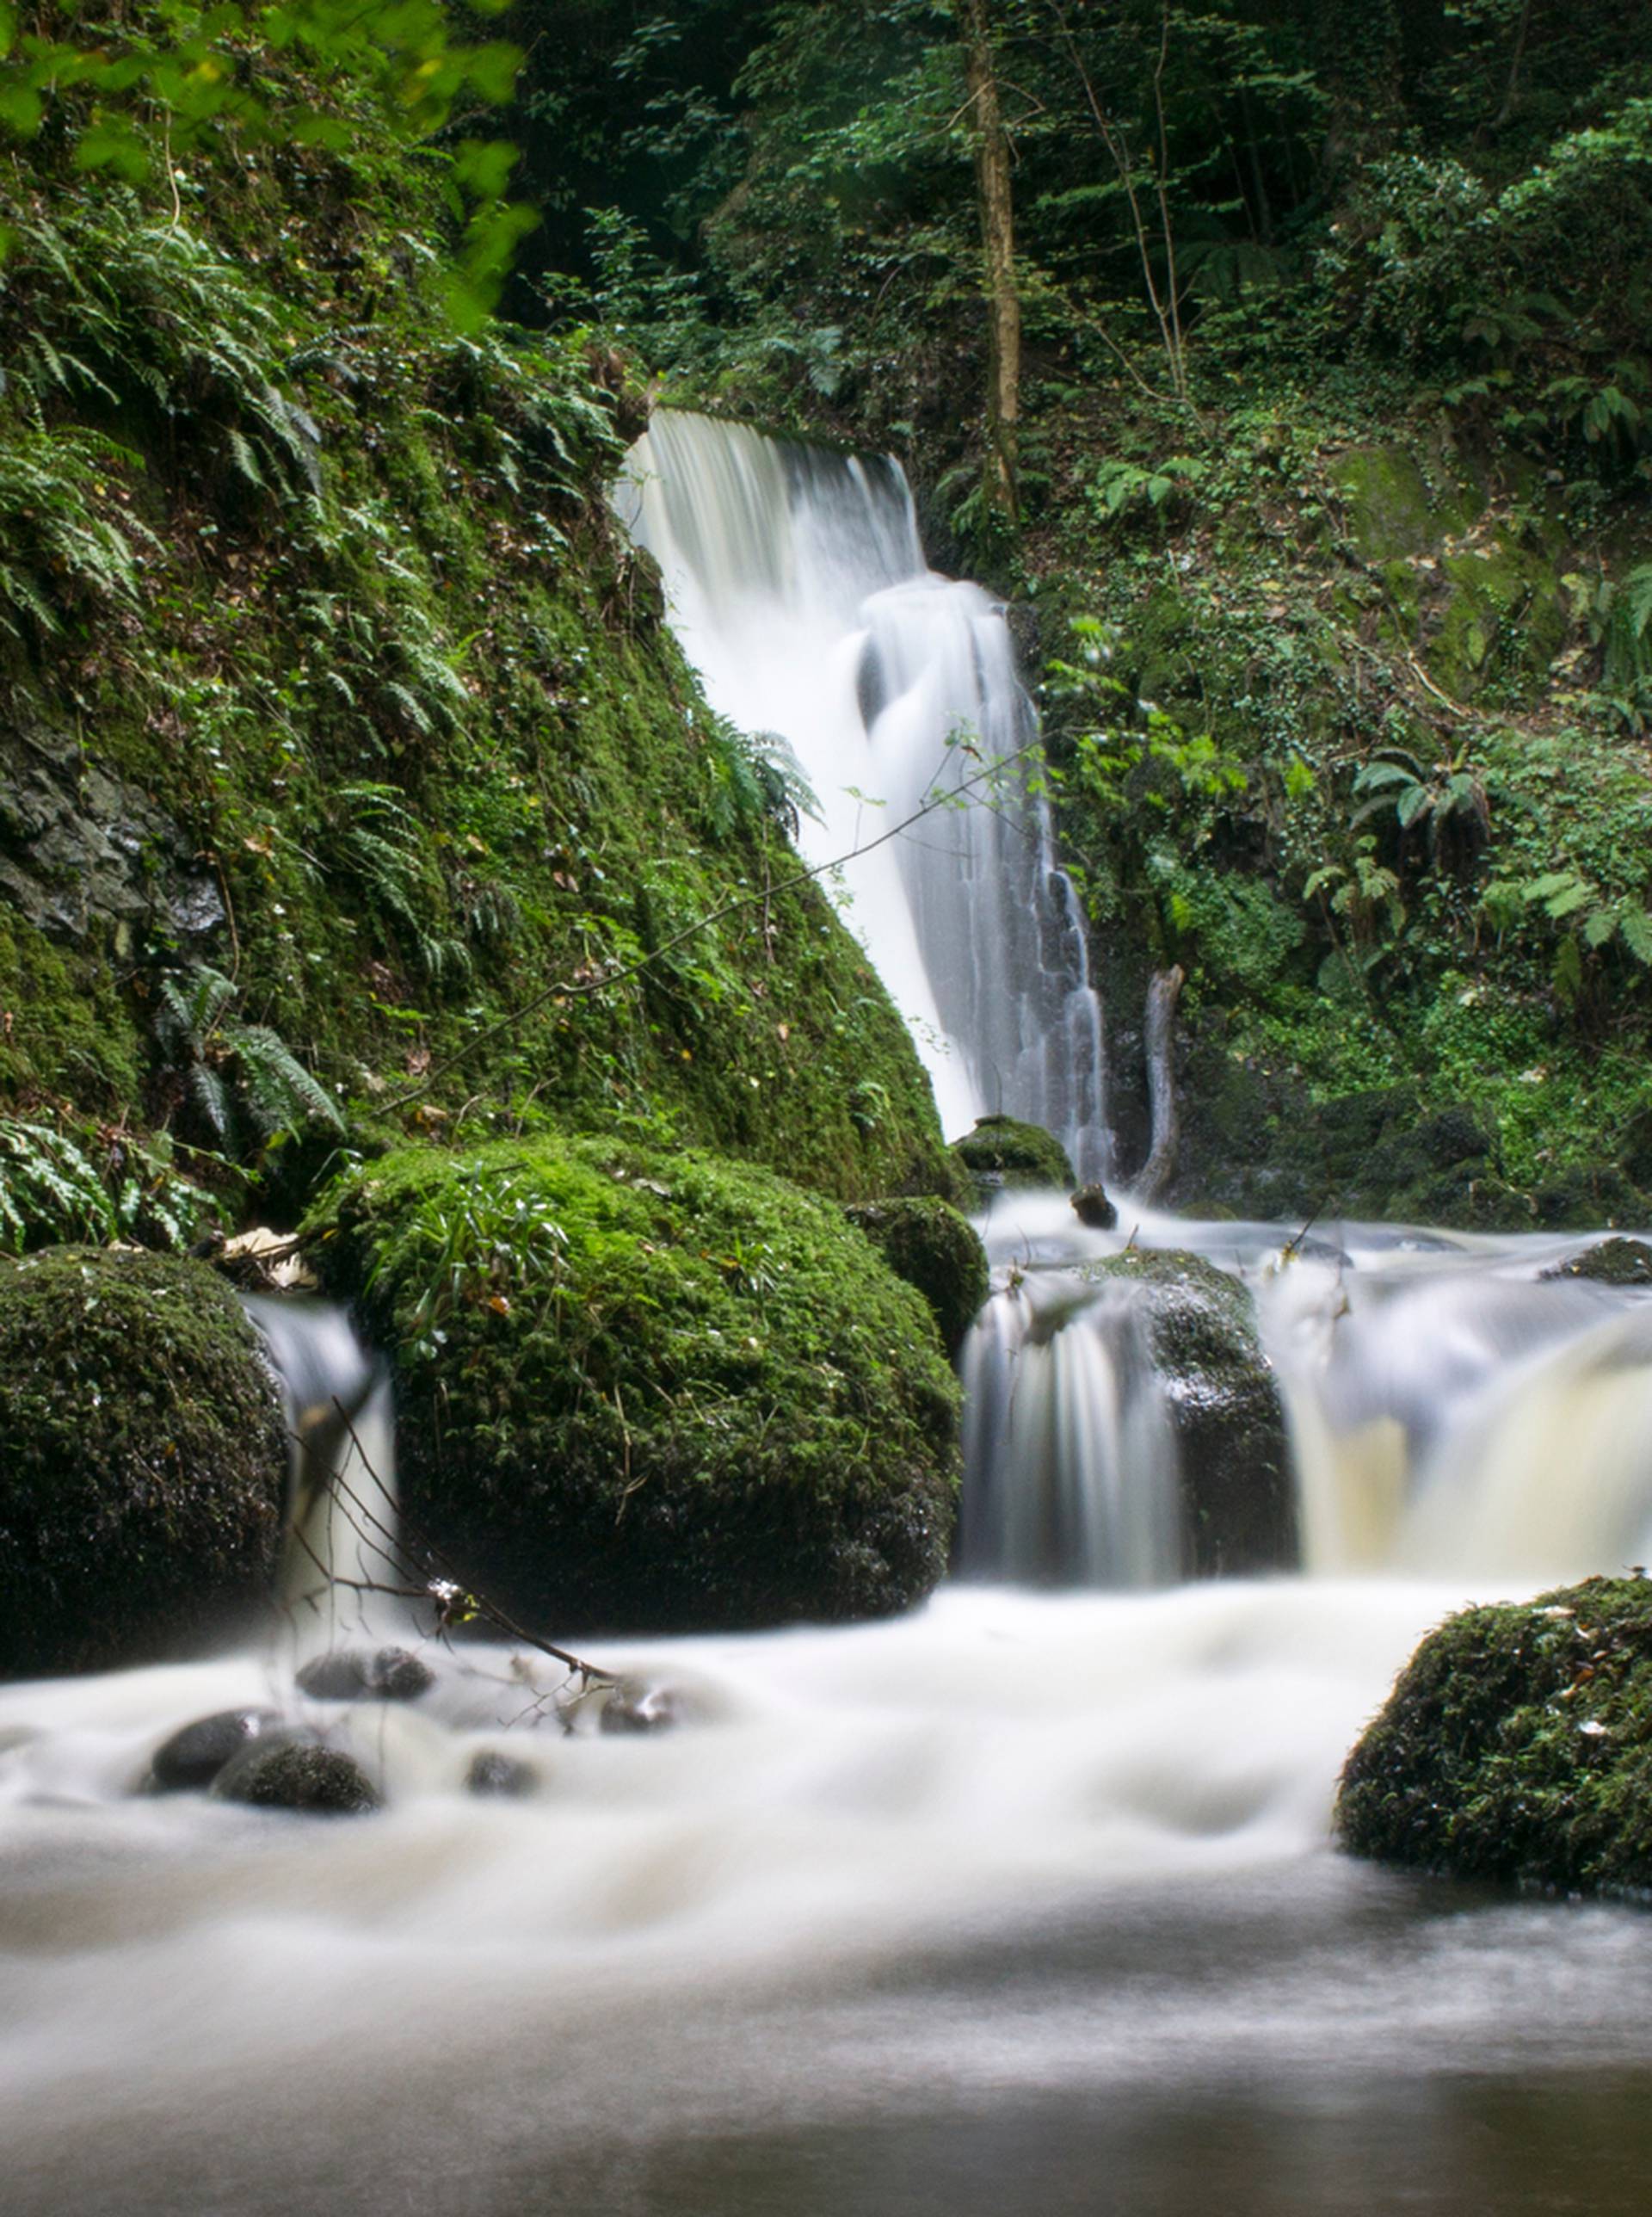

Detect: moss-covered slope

[0,67,951,1225]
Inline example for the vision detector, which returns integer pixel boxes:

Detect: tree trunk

[1137,964,1185,1203]
[956,0,1020,525]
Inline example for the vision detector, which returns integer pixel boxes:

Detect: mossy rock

[1542,1238,1652,1288]
[842,1197,989,1357]
[1337,1577,1652,1897]
[1332,444,1479,564]
[950,1115,1075,1194]
[1082,1249,1297,1577]
[0,1248,287,1679]
[307,1136,962,1634]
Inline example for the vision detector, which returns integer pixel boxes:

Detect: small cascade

[242,1295,404,1641]
[618,410,1107,1176]
[958,1276,1180,1587]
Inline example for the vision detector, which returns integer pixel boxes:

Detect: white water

[619,411,1107,1176]
[10,418,1652,2212]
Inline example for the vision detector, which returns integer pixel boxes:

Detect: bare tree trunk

[957,0,1020,524]
[1137,963,1184,1202]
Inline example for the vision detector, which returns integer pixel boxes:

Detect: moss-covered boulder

[950,1115,1075,1194]
[0,1248,287,1679]
[1082,1249,1297,1576]
[1337,1577,1652,1897]
[308,1136,962,1634]
[843,1196,989,1358]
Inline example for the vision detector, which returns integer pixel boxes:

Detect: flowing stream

[7,418,1652,2214]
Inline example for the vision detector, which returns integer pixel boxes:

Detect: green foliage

[151,965,342,1154]
[1088,454,1206,522]
[0,423,153,640]
[0,1117,219,1252]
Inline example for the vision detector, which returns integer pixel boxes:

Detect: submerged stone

[1083,1249,1296,1577]
[212,1735,382,1816]
[297,1647,436,1702]
[465,1750,539,1798]
[149,1708,280,1793]
[1337,1576,1652,1898]
[599,1683,679,1735]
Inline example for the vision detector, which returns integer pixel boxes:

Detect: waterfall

[242,1295,404,1642]
[618,410,1107,1177]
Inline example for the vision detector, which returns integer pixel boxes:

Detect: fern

[151,965,342,1156]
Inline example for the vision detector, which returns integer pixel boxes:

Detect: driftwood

[1136,963,1185,1203]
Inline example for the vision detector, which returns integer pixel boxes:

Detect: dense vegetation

[515,0,1652,1223]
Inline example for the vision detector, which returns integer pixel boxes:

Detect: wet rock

[1337,1575,1652,1897]
[599,1683,680,1735]
[950,1115,1075,1194]
[465,1750,539,1798]
[1070,1183,1118,1231]
[212,1735,382,1815]
[1541,1237,1652,1288]
[0,1247,287,1677]
[1083,1249,1296,1577]
[297,1646,435,1702]
[843,1195,989,1357]
[149,1708,280,1793]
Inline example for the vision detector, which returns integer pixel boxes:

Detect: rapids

[7,416,1652,2214]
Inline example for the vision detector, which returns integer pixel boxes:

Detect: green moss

[1337,1576,1652,1898]
[307,1135,963,1633]
[1429,546,1569,700]
[1082,1249,1296,1576]
[1333,443,1479,563]
[1542,1237,1652,1286]
[0,1247,287,1677]
[951,1115,1075,1192]
[0,911,141,1105]
[843,1195,989,1357]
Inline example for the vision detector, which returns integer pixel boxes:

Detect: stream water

[7,417,1652,2214]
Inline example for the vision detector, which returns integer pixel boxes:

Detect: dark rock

[212,1735,382,1815]
[297,1646,435,1701]
[1532,1166,1649,1232]
[465,1749,539,1797]
[149,1708,280,1792]
[599,1683,679,1735]
[1082,1249,1297,1577]
[950,1115,1075,1193]
[1337,1575,1652,1897]
[1071,1183,1118,1231]
[0,1247,287,1678]
[1541,1237,1652,1288]
[0,737,224,946]
[843,1195,989,1357]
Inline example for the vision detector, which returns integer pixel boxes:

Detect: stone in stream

[1540,1237,1652,1288]
[149,1708,280,1793]
[842,1195,989,1358]
[465,1750,539,1798]
[297,1646,436,1702]
[949,1114,1075,1194]
[1070,1183,1118,1231]
[598,1683,680,1735]
[212,1734,382,1816]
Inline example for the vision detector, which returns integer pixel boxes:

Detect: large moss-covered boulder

[0,1248,287,1678]
[1338,1577,1652,1897]
[950,1115,1075,1194]
[843,1196,989,1358]
[1083,1249,1296,1576]
[308,1136,962,1634]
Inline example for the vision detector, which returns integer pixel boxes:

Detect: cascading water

[618,410,1107,1176]
[15,416,1652,2217]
